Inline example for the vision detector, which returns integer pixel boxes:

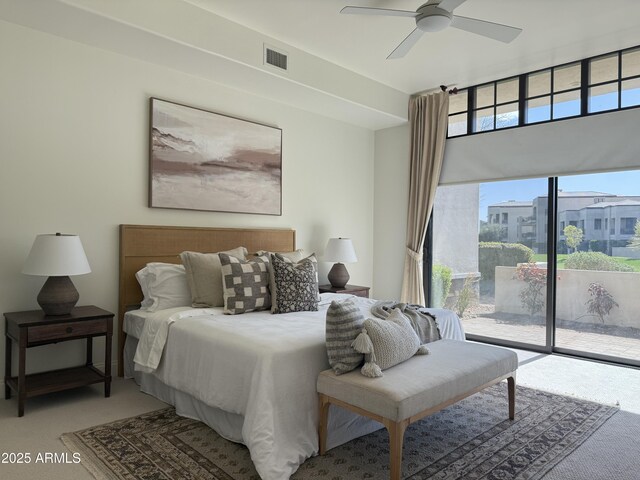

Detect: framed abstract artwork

[149,98,282,215]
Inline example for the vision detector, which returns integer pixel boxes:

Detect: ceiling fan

[340,0,522,59]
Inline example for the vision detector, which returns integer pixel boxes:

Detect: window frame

[447,45,640,139]
[425,172,640,369]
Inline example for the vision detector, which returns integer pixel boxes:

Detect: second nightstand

[319,284,370,298]
[4,305,113,417]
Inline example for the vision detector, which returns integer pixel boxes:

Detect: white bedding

[133,307,224,371]
[131,294,465,480]
[123,308,152,339]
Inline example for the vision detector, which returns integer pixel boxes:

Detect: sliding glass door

[431,178,549,349]
[554,171,640,362]
[430,169,640,366]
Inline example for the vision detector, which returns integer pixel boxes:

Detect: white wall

[373,124,410,300]
[0,21,374,377]
[432,184,480,276]
[495,267,640,327]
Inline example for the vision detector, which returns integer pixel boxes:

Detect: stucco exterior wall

[495,266,640,327]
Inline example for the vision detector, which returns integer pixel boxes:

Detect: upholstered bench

[317,339,518,480]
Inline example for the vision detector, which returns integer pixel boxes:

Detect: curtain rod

[412,85,459,97]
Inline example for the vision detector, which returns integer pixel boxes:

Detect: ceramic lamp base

[328,263,350,289]
[37,276,79,316]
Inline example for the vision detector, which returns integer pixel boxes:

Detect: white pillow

[135,267,154,309]
[255,249,307,263]
[136,263,191,312]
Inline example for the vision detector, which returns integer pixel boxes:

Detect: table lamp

[324,238,358,289]
[22,233,91,316]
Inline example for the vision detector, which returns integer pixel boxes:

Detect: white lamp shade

[22,234,91,276]
[324,238,358,263]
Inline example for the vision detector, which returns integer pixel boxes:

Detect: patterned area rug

[61,385,616,480]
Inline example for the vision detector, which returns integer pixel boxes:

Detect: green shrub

[478,242,535,282]
[431,264,452,308]
[455,275,477,317]
[586,282,618,323]
[564,251,633,272]
[514,263,547,317]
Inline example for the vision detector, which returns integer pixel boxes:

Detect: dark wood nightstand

[4,305,114,417]
[319,284,370,298]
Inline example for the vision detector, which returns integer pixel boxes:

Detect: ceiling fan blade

[340,6,418,18]
[387,28,425,59]
[451,15,522,43]
[438,0,469,12]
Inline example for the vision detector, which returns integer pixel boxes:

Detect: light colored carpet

[60,384,616,480]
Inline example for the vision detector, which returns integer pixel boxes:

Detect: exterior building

[486,201,533,244]
[488,192,640,253]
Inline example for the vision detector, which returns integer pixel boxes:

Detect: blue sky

[480,170,640,222]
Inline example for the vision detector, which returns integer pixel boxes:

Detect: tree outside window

[564,225,584,253]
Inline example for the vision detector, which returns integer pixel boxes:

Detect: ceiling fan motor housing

[416,5,452,32]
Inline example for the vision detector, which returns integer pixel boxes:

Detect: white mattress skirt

[124,335,382,451]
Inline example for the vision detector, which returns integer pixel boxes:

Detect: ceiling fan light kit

[416,6,452,32]
[341,0,522,59]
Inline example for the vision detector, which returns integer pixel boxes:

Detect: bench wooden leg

[318,393,331,455]
[384,418,409,480]
[508,376,516,420]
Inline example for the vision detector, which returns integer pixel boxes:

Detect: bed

[118,224,466,480]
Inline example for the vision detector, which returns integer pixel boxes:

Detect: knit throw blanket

[370,301,441,344]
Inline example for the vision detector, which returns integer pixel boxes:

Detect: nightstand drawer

[28,319,107,343]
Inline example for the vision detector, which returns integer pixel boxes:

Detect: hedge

[479,242,534,282]
[564,251,633,272]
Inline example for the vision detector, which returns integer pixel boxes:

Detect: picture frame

[149,98,282,215]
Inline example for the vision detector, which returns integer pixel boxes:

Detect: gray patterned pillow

[353,308,429,377]
[270,253,319,314]
[325,299,364,375]
[220,253,270,314]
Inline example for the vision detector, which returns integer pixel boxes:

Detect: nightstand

[319,284,370,298]
[4,305,113,417]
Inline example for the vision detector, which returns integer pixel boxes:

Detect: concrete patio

[463,315,640,361]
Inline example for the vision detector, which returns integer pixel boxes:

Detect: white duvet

[134,294,465,480]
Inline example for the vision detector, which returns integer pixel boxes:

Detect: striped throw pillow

[325,299,364,375]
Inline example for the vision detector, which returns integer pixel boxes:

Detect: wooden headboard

[118,224,296,376]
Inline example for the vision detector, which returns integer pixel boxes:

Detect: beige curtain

[400,91,449,306]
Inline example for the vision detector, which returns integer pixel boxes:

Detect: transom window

[448,45,640,138]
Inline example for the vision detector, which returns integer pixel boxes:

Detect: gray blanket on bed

[371,301,441,344]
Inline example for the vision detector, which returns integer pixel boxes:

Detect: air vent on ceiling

[264,44,288,72]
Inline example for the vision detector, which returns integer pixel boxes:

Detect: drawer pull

[66,327,73,334]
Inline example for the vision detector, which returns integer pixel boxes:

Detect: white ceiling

[2,0,639,129]
[186,0,640,94]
